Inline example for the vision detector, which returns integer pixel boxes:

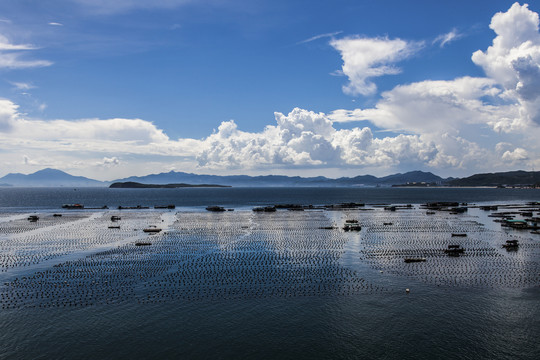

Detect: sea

[0,187,539,360]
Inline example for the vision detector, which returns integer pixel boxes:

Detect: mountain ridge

[0,168,448,187]
[0,168,105,187]
[448,171,540,187]
[3,168,538,188]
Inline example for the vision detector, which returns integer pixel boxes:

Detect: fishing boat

[135,241,152,246]
[445,245,465,256]
[62,204,84,209]
[206,206,226,212]
[343,219,361,231]
[502,240,519,249]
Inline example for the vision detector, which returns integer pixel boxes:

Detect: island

[109,182,231,188]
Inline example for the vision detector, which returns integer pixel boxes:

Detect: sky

[1,0,540,180]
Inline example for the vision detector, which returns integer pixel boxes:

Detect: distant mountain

[114,171,331,187]
[113,170,447,187]
[448,171,540,187]
[0,168,451,187]
[0,168,106,187]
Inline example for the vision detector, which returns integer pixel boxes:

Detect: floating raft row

[0,205,539,309]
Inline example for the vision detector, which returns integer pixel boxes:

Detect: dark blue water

[0,187,539,359]
[0,187,539,210]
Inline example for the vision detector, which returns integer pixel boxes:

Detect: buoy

[406,288,410,293]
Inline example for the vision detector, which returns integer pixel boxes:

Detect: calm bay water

[0,186,539,211]
[0,187,539,360]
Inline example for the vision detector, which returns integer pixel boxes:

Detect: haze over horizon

[1,1,540,181]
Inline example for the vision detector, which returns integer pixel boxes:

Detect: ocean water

[0,186,539,211]
[0,187,539,359]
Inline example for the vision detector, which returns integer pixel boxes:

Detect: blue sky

[1,0,539,180]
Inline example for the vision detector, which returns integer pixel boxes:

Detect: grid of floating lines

[358,207,540,288]
[1,210,382,309]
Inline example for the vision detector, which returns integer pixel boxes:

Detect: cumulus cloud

[0,98,19,131]
[330,36,421,96]
[2,99,484,175]
[100,157,120,166]
[0,95,531,178]
[472,2,540,124]
[0,34,52,69]
[2,3,540,178]
[0,99,197,160]
[329,76,515,134]
[194,108,492,172]
[329,2,540,139]
[501,147,529,163]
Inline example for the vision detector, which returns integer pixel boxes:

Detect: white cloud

[330,36,421,96]
[0,98,19,131]
[297,31,343,45]
[194,108,493,173]
[0,34,52,69]
[433,29,463,48]
[0,100,480,176]
[329,3,540,139]
[9,81,36,91]
[0,35,37,51]
[100,157,120,167]
[329,76,516,134]
[48,22,63,26]
[0,96,534,179]
[472,2,540,125]
[2,3,540,179]
[501,147,529,163]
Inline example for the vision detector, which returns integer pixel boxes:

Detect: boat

[143,227,162,233]
[404,258,426,263]
[154,204,175,209]
[445,245,465,256]
[451,233,467,237]
[480,205,498,211]
[343,219,361,231]
[501,219,538,230]
[108,225,120,229]
[253,206,277,212]
[135,241,152,246]
[27,215,39,222]
[206,206,226,212]
[62,204,84,209]
[502,240,519,249]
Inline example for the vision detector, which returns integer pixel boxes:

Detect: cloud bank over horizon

[1,2,540,180]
